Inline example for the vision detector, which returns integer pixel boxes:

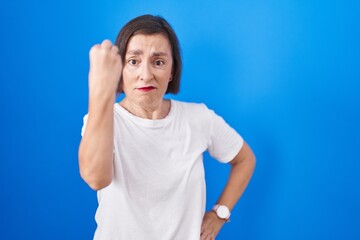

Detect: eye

[154,60,165,66]
[128,59,138,65]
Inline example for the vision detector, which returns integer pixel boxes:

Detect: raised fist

[88,39,122,97]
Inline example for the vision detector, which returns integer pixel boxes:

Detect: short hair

[115,14,182,94]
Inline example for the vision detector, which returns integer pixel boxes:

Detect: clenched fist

[88,39,122,97]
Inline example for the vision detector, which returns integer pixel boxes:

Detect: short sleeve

[207,109,244,163]
[81,114,88,137]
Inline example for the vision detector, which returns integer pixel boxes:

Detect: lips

[137,86,156,92]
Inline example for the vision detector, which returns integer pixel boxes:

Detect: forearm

[200,146,255,239]
[216,145,256,210]
[78,94,115,190]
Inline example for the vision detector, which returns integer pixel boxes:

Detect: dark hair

[115,14,182,94]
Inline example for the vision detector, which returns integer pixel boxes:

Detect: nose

[139,61,154,82]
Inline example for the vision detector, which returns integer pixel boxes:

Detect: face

[122,33,173,105]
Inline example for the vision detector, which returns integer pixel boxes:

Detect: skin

[120,34,173,118]
[78,39,121,190]
[200,142,255,239]
[78,34,256,239]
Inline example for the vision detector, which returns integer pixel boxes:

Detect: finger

[205,234,214,240]
[200,230,208,240]
[111,45,120,54]
[201,223,205,233]
[111,44,119,51]
[212,233,216,240]
[89,44,100,55]
[201,224,210,236]
[101,39,113,49]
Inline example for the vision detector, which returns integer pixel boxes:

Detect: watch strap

[212,204,231,222]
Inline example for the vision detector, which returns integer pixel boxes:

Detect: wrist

[89,88,116,103]
[88,94,115,116]
[212,204,231,222]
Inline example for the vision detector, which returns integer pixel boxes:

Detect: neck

[120,98,170,120]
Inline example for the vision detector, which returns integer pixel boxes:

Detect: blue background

[1,0,359,239]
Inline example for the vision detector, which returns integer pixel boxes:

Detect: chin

[136,94,161,104]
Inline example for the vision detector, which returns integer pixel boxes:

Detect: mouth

[136,86,156,92]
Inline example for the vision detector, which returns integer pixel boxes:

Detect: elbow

[80,170,112,191]
[87,180,112,191]
[244,145,256,172]
[250,153,256,173]
[78,148,113,191]
[250,150,256,165]
[231,144,256,174]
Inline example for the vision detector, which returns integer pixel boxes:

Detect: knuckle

[89,45,97,54]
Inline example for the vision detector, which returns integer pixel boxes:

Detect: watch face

[217,205,230,218]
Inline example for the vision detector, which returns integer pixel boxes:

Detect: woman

[79,14,255,240]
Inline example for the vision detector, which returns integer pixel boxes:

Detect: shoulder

[170,100,215,129]
[171,99,211,114]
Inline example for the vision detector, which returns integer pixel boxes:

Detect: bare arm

[215,141,256,209]
[201,141,256,239]
[78,40,122,191]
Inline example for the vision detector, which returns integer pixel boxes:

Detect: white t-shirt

[81,100,243,240]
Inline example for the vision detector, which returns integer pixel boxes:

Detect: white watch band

[212,204,231,222]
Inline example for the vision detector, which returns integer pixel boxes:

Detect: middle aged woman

[79,14,256,240]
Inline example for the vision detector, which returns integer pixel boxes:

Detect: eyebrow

[126,50,143,56]
[126,50,169,57]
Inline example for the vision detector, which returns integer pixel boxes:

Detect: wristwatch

[212,204,231,222]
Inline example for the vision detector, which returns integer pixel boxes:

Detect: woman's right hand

[88,39,122,97]
[79,41,119,191]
